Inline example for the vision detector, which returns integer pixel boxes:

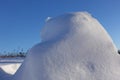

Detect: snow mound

[14,12,120,80]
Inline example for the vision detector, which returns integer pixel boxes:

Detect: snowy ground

[0,58,23,80]
[0,57,24,63]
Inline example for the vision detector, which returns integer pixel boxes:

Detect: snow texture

[12,12,120,80]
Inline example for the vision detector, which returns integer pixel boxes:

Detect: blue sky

[0,0,120,53]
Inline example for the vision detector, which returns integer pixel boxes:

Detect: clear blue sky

[0,0,120,53]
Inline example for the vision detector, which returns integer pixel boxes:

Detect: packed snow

[1,12,120,80]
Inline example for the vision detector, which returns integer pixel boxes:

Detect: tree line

[0,48,28,58]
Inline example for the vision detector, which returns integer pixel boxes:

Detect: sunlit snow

[1,12,120,80]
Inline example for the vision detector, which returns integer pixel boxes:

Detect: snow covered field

[0,58,23,80]
[0,57,24,63]
[0,12,120,80]
[0,63,21,75]
[0,58,23,74]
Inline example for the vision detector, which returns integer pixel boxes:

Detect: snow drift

[13,12,120,80]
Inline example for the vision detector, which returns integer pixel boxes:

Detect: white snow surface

[11,12,120,80]
[0,63,21,75]
[0,63,21,80]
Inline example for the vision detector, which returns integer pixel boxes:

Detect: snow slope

[13,12,120,80]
